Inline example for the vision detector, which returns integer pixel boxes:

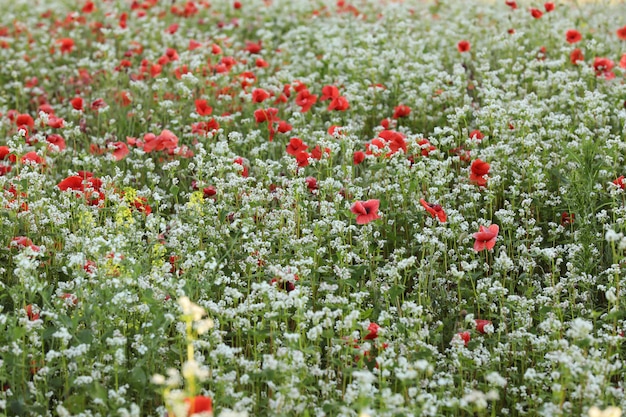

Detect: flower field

[1,0,626,415]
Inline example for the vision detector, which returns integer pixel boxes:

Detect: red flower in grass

[566,29,582,44]
[457,331,471,347]
[46,134,66,152]
[25,304,40,321]
[470,159,490,186]
[184,396,212,416]
[617,25,626,40]
[530,8,543,19]
[277,120,292,134]
[593,57,615,79]
[473,224,499,252]
[21,152,44,165]
[56,38,75,54]
[320,85,340,101]
[469,130,484,140]
[561,212,574,226]
[295,89,318,113]
[311,145,330,160]
[420,199,447,223]
[295,151,311,167]
[11,236,40,252]
[475,319,492,334]
[328,125,343,136]
[47,116,65,128]
[351,200,380,225]
[234,157,249,177]
[254,107,278,124]
[570,48,584,65]
[70,97,84,111]
[505,0,517,9]
[364,322,380,340]
[353,151,365,165]
[305,177,318,192]
[328,96,349,111]
[195,99,212,116]
[544,2,554,12]
[614,176,626,189]
[252,89,270,103]
[111,142,130,161]
[392,104,411,119]
[143,129,179,153]
[286,138,308,156]
[621,54,626,69]
[57,174,105,206]
[16,113,34,128]
[457,40,471,53]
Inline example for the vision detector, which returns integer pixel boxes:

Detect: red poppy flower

[621,54,626,69]
[203,186,217,198]
[328,96,349,111]
[295,151,310,167]
[56,38,75,54]
[277,120,292,134]
[195,99,212,116]
[0,146,14,162]
[233,1,242,9]
[570,48,584,65]
[320,85,340,101]
[311,145,330,160]
[305,176,318,192]
[295,89,318,113]
[286,138,308,156]
[614,176,625,189]
[25,304,40,321]
[457,40,471,53]
[353,151,365,165]
[251,89,270,103]
[561,212,574,226]
[544,2,554,12]
[392,104,411,119]
[469,130,484,140]
[593,57,615,79]
[21,152,44,165]
[11,236,40,252]
[256,58,269,68]
[566,29,582,44]
[368,130,407,157]
[234,157,249,177]
[91,98,107,111]
[505,0,517,9]
[473,224,499,252]
[530,8,543,19]
[470,159,490,186]
[350,199,381,225]
[457,331,471,346]
[46,134,66,152]
[111,142,130,161]
[16,113,34,128]
[416,139,436,157]
[617,25,626,40]
[82,1,96,13]
[254,107,278,123]
[328,125,343,136]
[364,322,380,340]
[58,174,104,206]
[70,97,84,111]
[245,41,262,54]
[420,199,447,223]
[475,319,492,334]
